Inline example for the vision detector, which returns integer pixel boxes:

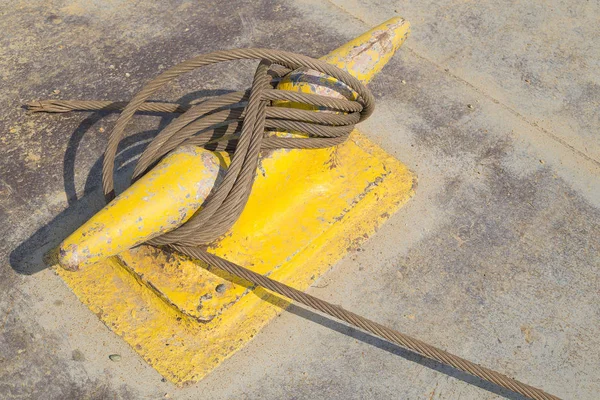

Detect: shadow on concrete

[285,304,530,400]
[10,89,233,275]
[193,259,528,400]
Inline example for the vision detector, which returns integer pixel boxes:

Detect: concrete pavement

[1,0,598,399]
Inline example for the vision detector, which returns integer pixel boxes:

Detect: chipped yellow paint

[53,16,415,385]
[321,16,409,84]
[58,146,222,270]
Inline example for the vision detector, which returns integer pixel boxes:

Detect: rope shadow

[10,89,235,275]
[165,252,528,400]
[284,303,529,400]
[9,130,153,275]
[63,88,235,204]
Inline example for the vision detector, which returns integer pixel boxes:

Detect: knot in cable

[101,48,375,247]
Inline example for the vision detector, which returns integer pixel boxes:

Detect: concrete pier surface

[1,1,598,399]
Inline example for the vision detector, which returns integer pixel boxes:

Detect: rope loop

[100,48,375,246]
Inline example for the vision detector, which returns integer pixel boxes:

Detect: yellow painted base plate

[54,130,415,385]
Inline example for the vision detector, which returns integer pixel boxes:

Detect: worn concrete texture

[1,0,599,399]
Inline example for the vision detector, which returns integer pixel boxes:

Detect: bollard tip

[320,16,410,84]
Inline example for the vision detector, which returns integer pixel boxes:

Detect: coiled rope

[29,48,559,400]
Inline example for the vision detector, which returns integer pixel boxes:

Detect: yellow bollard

[54,16,414,385]
[57,16,409,270]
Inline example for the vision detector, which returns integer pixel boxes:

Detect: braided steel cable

[173,245,560,400]
[30,48,560,400]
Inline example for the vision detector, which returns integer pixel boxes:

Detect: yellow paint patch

[55,130,415,385]
[52,16,414,385]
